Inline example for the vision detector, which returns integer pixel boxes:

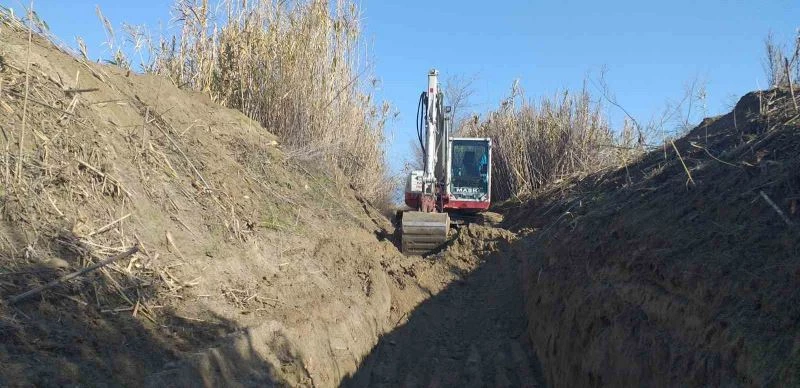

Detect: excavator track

[400,211,450,256]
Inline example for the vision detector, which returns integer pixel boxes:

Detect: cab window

[451,140,488,191]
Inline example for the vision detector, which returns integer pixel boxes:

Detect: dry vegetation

[101,0,392,203]
[460,84,641,201]
[460,29,800,203]
[763,31,800,88]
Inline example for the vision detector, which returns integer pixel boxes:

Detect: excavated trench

[346,89,800,388]
[342,222,543,387]
[3,18,798,388]
[0,24,546,387]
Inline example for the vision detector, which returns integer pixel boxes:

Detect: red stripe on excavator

[443,200,490,211]
[405,192,489,212]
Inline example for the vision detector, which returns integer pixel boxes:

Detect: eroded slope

[511,90,800,387]
[0,25,440,387]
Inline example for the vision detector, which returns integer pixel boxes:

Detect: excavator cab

[447,138,491,207]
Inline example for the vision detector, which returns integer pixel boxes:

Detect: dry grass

[460,83,641,201]
[136,0,393,203]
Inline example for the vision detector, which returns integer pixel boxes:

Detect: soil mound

[0,23,440,387]
[510,89,800,386]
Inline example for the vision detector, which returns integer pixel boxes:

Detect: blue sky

[8,0,799,176]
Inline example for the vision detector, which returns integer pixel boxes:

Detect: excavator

[400,69,492,255]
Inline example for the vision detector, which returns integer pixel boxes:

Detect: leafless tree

[764,32,788,87]
[443,74,478,134]
[763,31,800,88]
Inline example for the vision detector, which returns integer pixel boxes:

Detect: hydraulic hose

[435,94,445,158]
[416,91,428,171]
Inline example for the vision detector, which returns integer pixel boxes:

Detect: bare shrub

[763,31,800,88]
[443,74,478,133]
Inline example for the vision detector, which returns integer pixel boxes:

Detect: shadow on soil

[341,238,544,387]
[0,299,295,387]
[0,264,294,387]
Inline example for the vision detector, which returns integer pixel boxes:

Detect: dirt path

[342,227,542,387]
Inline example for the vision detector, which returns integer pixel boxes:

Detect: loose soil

[505,89,800,387]
[0,23,510,387]
[343,223,542,387]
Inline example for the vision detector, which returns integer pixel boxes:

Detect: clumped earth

[506,89,800,387]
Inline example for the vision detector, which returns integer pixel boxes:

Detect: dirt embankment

[0,25,463,387]
[509,90,800,387]
[343,223,543,387]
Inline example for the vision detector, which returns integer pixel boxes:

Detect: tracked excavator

[400,69,492,255]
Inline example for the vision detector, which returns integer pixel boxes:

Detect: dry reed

[143,0,392,202]
[460,84,641,201]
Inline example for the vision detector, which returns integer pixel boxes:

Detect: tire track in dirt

[342,225,543,387]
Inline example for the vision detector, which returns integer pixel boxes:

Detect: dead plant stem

[785,58,799,113]
[760,191,794,226]
[670,140,695,186]
[8,245,140,304]
[16,2,34,185]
